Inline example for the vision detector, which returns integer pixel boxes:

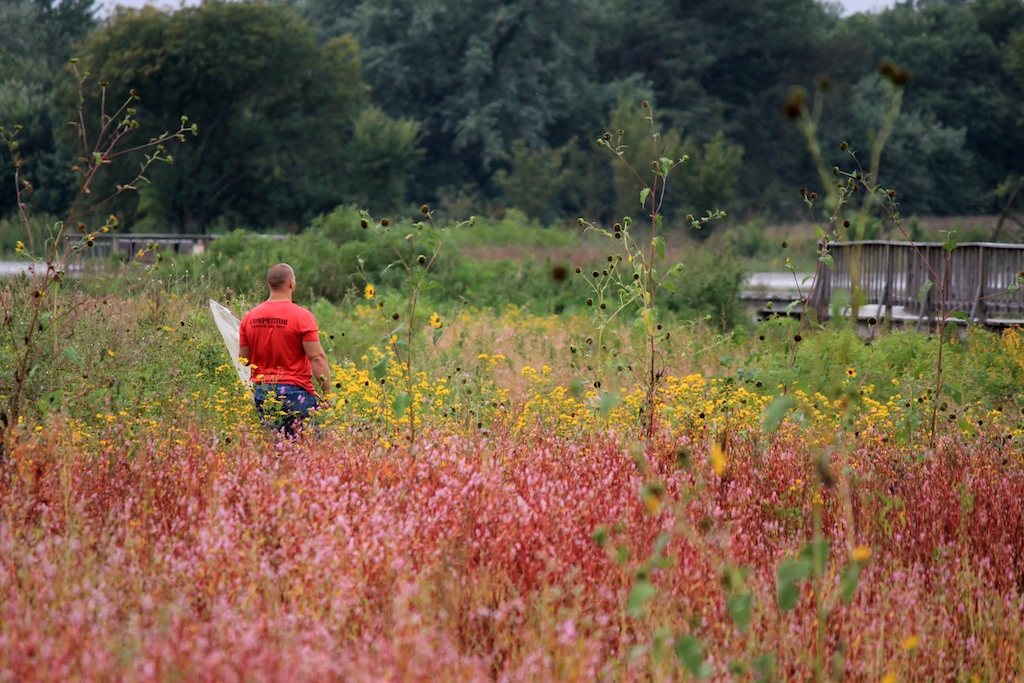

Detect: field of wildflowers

[2,290,1024,681]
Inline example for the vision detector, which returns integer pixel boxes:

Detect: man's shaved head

[267,263,295,291]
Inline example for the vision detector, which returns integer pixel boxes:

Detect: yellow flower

[846,367,856,378]
[881,674,897,683]
[643,494,661,516]
[852,545,871,563]
[901,635,919,652]
[15,240,24,253]
[107,349,115,357]
[710,442,727,477]
[429,311,442,329]
[364,283,375,299]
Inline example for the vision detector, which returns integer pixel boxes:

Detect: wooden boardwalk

[808,241,1024,328]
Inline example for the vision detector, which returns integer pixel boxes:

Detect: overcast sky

[100,0,898,18]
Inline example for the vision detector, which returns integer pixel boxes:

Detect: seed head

[417,254,426,265]
[380,218,389,227]
[551,264,569,282]
[420,204,430,214]
[783,89,805,120]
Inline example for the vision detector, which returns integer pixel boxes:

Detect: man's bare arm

[238,345,250,363]
[303,340,331,395]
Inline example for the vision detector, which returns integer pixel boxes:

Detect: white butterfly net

[209,300,252,386]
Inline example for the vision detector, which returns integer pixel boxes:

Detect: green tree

[0,0,97,219]
[303,0,603,203]
[493,139,571,224]
[606,97,742,237]
[596,0,835,216]
[818,0,1024,214]
[76,1,420,233]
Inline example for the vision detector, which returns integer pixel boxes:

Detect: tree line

[2,0,1024,235]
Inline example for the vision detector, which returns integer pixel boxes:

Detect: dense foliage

[2,0,1024,234]
[2,283,1024,679]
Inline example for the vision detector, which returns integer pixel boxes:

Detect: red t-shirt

[239,301,320,393]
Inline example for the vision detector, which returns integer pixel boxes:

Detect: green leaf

[949,311,971,324]
[941,382,963,406]
[653,531,671,557]
[597,391,618,416]
[432,327,444,345]
[372,354,391,381]
[943,236,958,252]
[815,225,826,239]
[799,538,830,578]
[626,580,656,618]
[839,562,861,604]
[763,395,797,433]
[918,279,933,304]
[661,279,676,293]
[776,557,812,611]
[786,299,801,316]
[752,653,777,679]
[652,235,665,260]
[819,253,834,269]
[419,280,442,293]
[957,418,977,436]
[64,347,84,367]
[640,187,651,208]
[727,593,754,632]
[674,636,712,678]
[391,391,412,418]
[382,323,406,341]
[36,390,64,414]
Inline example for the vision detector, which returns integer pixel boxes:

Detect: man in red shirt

[238,263,330,435]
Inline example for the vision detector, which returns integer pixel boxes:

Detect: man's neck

[266,292,292,303]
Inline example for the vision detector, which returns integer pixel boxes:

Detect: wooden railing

[807,241,1024,326]
[65,233,220,259]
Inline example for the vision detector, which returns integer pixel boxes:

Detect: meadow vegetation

[2,253,1024,680]
[3,3,1024,675]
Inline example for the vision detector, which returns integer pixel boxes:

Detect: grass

[2,262,1024,680]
